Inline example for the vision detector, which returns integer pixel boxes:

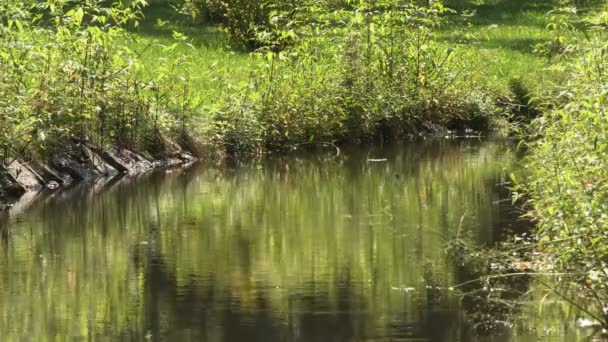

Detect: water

[0,139,589,341]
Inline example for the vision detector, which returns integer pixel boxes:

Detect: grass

[129,1,252,114]
[132,0,559,107]
[440,0,556,93]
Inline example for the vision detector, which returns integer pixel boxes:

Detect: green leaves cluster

[182,0,309,49]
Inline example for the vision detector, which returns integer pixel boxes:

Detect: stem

[537,279,606,326]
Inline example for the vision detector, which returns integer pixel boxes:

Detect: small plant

[533,4,578,56]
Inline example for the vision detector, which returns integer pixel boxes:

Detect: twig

[452,272,570,289]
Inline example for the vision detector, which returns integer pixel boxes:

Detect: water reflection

[0,139,582,341]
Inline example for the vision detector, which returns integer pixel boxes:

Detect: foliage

[0,0,201,165]
[517,2,608,326]
[182,0,309,49]
[210,0,493,153]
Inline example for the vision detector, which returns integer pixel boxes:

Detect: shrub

[183,0,307,49]
[517,3,608,325]
[0,0,202,165]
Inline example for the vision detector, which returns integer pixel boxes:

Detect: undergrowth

[512,0,608,328]
[0,0,202,165]
[1,0,523,164]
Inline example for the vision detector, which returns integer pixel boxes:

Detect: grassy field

[440,0,555,93]
[131,0,557,104]
[128,1,252,117]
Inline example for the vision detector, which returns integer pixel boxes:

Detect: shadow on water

[134,250,466,341]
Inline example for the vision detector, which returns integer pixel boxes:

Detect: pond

[0,139,588,341]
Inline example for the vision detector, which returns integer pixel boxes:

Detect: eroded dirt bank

[0,139,199,209]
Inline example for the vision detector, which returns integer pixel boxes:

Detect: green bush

[204,0,495,153]
[183,0,307,49]
[517,3,608,325]
[0,0,202,164]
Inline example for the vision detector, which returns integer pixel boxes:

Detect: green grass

[129,1,253,113]
[440,0,556,93]
[132,0,559,111]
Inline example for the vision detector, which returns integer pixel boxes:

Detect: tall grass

[0,0,211,168]
[130,0,568,153]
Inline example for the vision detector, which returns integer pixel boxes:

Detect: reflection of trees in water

[0,210,9,246]
[449,192,534,337]
[0,139,521,340]
[135,248,465,342]
[134,207,469,341]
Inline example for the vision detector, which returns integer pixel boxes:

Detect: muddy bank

[0,139,198,210]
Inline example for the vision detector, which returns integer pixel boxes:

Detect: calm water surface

[0,140,589,341]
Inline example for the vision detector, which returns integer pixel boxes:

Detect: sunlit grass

[128,1,253,113]
[134,0,557,102]
[440,0,555,93]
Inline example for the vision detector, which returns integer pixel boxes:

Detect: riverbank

[0,0,497,207]
[0,0,551,177]
[0,138,199,209]
[0,128,486,209]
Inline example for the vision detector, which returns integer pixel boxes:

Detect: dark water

[0,139,588,341]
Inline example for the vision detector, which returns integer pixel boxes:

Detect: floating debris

[46,181,60,190]
[576,318,602,328]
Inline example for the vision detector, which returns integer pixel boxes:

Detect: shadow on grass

[131,0,237,50]
[442,0,553,54]
[479,36,547,53]
[446,0,554,17]
[445,0,553,27]
[441,34,548,54]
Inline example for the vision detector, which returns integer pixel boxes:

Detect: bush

[183,0,307,49]
[205,0,492,152]
[517,3,608,326]
[0,0,202,165]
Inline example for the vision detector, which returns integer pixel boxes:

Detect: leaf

[72,7,85,26]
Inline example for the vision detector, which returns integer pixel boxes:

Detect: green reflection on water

[0,139,580,341]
